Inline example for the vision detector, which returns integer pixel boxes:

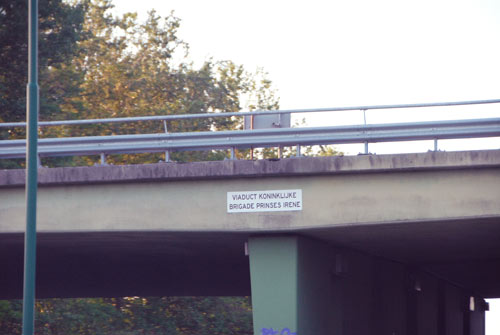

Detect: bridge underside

[1,216,499,299]
[0,231,251,299]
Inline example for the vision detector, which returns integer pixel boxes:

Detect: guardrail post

[163,120,170,162]
[296,144,301,157]
[230,147,236,160]
[434,138,439,151]
[100,153,107,166]
[363,109,369,154]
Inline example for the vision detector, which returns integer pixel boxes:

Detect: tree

[0,0,86,169]
[0,0,86,126]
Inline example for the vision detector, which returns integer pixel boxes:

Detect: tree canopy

[0,0,86,125]
[0,0,282,166]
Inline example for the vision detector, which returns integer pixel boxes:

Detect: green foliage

[0,0,86,124]
[34,298,124,335]
[0,300,22,334]
[317,145,343,157]
[0,0,87,169]
[0,297,253,335]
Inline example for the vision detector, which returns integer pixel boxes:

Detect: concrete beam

[1,150,499,187]
[1,161,499,234]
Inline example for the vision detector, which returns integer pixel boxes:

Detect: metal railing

[1,99,499,164]
[1,98,500,128]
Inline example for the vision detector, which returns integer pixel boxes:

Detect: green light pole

[22,0,39,334]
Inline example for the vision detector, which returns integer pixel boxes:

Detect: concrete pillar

[248,235,338,335]
[416,272,439,335]
[444,284,464,335]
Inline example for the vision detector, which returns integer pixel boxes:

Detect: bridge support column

[248,235,339,335]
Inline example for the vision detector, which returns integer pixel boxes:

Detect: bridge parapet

[1,149,499,187]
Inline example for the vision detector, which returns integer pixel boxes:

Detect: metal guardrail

[1,100,499,162]
[1,98,500,128]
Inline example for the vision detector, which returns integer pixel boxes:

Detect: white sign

[227,189,302,213]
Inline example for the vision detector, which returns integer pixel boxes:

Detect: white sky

[487,299,500,335]
[110,1,500,331]
[112,0,500,107]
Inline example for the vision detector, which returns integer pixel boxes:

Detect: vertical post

[250,115,254,160]
[163,120,170,162]
[100,153,107,165]
[22,0,39,334]
[363,109,369,154]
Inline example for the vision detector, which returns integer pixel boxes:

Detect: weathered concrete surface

[0,150,499,300]
[1,149,499,187]
[0,150,499,234]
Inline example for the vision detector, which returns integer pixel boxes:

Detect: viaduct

[1,149,499,335]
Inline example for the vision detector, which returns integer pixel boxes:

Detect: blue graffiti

[261,327,297,335]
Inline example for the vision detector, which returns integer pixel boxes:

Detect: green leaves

[0,300,22,334]
[0,297,253,335]
[0,0,85,123]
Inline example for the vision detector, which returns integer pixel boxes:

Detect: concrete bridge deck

[1,150,499,334]
[1,149,499,297]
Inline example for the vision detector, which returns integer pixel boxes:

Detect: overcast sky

[110,1,499,330]
[112,0,500,106]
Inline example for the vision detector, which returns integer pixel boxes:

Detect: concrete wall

[1,168,499,234]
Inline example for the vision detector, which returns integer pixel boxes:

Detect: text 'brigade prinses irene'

[227,190,303,213]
